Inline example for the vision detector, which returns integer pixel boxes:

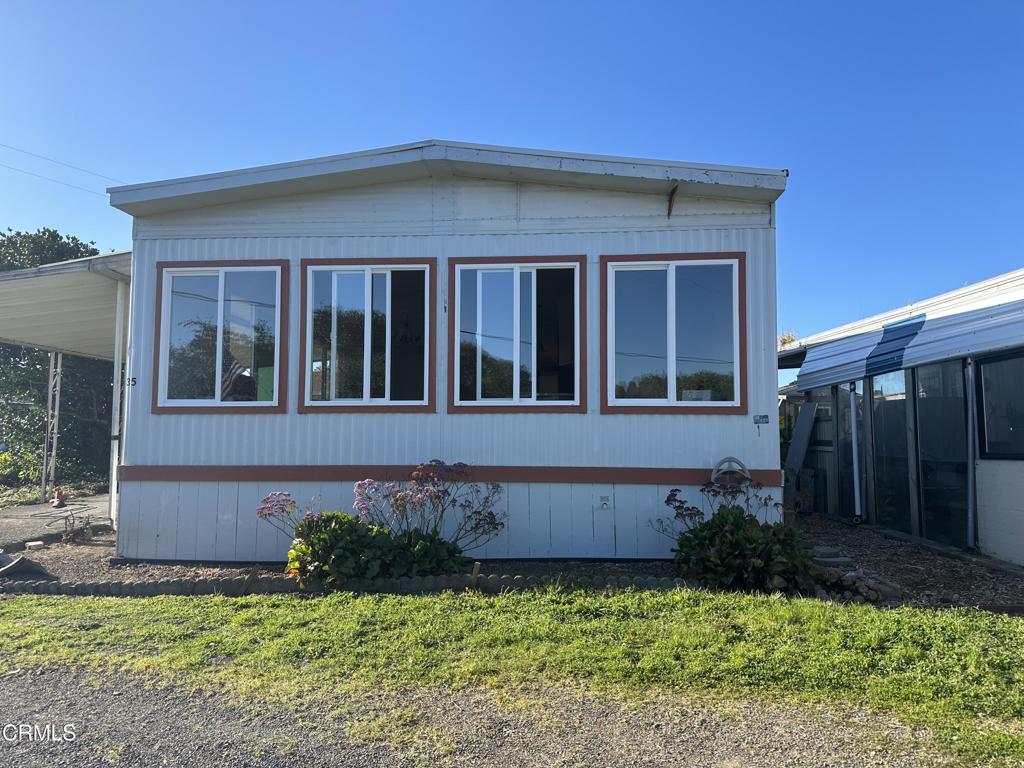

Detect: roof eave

[108,141,787,216]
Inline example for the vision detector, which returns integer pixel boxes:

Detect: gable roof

[108,139,788,216]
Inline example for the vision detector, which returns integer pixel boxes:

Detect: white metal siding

[119,176,779,560]
[976,460,1024,566]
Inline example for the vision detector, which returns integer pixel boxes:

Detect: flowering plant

[256,491,321,539]
[353,459,505,551]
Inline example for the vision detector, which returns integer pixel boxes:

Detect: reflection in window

[614,269,667,398]
[675,265,734,401]
[167,274,218,400]
[308,266,428,403]
[163,268,280,404]
[979,353,1024,458]
[871,371,912,534]
[456,264,577,404]
[611,261,738,404]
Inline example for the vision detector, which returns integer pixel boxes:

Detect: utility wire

[0,161,106,197]
[0,141,125,183]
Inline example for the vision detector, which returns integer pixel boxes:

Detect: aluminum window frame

[975,348,1024,460]
[452,260,583,409]
[303,262,432,409]
[604,256,743,411]
[155,263,285,412]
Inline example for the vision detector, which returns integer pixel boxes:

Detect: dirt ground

[800,514,1024,608]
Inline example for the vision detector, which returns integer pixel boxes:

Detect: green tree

[0,228,112,487]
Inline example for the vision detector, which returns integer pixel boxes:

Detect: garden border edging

[0,572,700,597]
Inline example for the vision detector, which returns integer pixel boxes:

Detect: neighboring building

[0,140,788,561]
[779,267,1024,565]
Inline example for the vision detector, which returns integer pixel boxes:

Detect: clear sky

[2,1,1022,347]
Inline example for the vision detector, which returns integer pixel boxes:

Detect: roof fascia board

[0,251,131,284]
[109,141,787,216]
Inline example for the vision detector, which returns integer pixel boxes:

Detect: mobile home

[2,141,789,561]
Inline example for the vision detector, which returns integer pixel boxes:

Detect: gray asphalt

[0,668,403,767]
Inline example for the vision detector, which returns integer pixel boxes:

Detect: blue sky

[2,1,1022,344]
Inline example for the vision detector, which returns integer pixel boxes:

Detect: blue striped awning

[795,299,1024,391]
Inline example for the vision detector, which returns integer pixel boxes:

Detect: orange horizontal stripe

[119,465,782,486]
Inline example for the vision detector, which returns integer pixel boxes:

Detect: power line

[0,161,106,197]
[0,141,125,183]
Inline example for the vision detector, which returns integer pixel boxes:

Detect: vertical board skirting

[214,482,238,561]
[116,479,782,562]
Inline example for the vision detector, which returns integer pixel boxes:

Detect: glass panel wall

[916,360,968,547]
[871,371,913,533]
[806,386,835,516]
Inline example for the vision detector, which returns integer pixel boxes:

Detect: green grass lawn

[2,588,1023,764]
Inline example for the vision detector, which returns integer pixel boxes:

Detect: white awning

[0,251,131,360]
[796,298,1024,390]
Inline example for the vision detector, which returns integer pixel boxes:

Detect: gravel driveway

[0,668,944,767]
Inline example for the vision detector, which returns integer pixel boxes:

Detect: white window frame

[304,263,431,406]
[453,261,581,407]
[157,265,282,408]
[606,258,741,408]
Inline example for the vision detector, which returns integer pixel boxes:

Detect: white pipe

[849,383,863,523]
[40,351,54,503]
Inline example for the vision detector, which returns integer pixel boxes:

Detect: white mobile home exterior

[108,141,787,561]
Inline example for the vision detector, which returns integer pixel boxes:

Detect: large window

[451,259,583,410]
[604,255,743,411]
[156,263,285,411]
[304,262,431,409]
[978,351,1024,459]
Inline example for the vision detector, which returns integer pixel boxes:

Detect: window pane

[980,354,1024,457]
[370,272,387,399]
[167,274,218,400]
[335,271,365,399]
[480,271,514,398]
[390,270,426,401]
[871,372,913,534]
[675,264,735,402]
[221,271,277,402]
[917,361,968,547]
[614,269,667,399]
[519,271,533,399]
[536,268,575,400]
[459,269,478,401]
[309,271,332,401]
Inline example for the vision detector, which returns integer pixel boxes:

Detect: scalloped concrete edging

[0,572,698,598]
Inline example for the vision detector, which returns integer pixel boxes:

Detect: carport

[0,251,131,525]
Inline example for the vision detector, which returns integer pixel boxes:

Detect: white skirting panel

[116,481,784,562]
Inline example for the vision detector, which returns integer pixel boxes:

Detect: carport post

[108,280,127,528]
[40,351,63,503]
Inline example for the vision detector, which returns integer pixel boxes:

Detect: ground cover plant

[2,588,1024,764]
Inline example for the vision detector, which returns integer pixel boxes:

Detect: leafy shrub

[659,482,815,594]
[285,511,468,591]
[673,506,815,594]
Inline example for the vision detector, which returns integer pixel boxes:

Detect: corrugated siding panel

[124,227,778,470]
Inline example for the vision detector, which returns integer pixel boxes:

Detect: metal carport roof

[0,251,131,360]
[795,298,1024,391]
